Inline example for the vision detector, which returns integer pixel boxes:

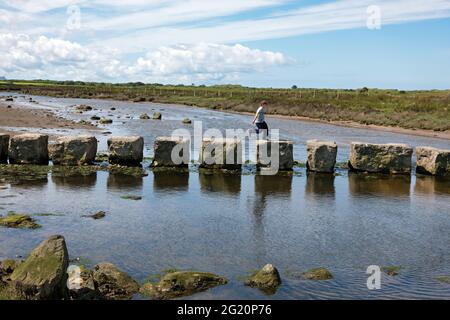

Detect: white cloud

[128,43,291,82]
[0,33,290,83]
[0,33,120,80]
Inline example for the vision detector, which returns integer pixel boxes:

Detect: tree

[291,85,298,89]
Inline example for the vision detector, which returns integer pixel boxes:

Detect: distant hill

[0,76,6,80]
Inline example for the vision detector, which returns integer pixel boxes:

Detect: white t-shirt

[255,106,265,123]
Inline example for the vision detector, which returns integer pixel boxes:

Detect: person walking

[252,100,269,138]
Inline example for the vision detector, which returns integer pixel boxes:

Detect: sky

[0,0,449,89]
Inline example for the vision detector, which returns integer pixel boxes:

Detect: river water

[0,94,449,299]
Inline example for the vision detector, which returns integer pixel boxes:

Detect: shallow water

[0,93,449,299]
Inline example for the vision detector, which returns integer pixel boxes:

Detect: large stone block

[8,133,49,165]
[306,140,337,173]
[256,140,293,172]
[107,136,144,166]
[349,142,412,174]
[416,146,450,176]
[0,134,9,163]
[49,135,97,165]
[10,235,69,300]
[199,138,242,170]
[151,137,190,167]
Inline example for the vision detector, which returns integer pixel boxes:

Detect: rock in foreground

[67,265,98,300]
[9,235,69,299]
[302,267,333,280]
[8,134,49,165]
[92,263,139,300]
[140,271,228,299]
[0,214,41,229]
[416,146,450,176]
[244,264,281,294]
[349,142,412,174]
[49,135,97,166]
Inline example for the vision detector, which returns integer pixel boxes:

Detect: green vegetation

[1,80,449,131]
[435,276,450,284]
[381,266,402,276]
[0,213,41,229]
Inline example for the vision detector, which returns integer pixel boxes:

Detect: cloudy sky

[1,0,450,89]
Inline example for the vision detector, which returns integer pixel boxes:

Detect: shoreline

[0,100,100,139]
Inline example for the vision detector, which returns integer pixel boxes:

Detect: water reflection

[52,173,97,188]
[153,170,189,191]
[348,173,411,197]
[251,174,293,265]
[305,172,335,196]
[199,171,241,195]
[414,175,450,195]
[107,173,143,190]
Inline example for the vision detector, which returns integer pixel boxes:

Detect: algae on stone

[120,195,142,201]
[92,262,139,300]
[381,266,402,276]
[10,235,69,299]
[244,264,281,295]
[435,276,450,284]
[302,267,333,280]
[140,270,228,299]
[0,213,41,229]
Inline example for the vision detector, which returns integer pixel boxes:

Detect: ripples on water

[0,169,449,300]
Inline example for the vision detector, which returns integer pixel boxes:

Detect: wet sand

[0,101,98,138]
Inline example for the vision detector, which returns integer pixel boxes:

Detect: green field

[1,80,449,131]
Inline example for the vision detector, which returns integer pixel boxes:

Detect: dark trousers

[255,121,269,135]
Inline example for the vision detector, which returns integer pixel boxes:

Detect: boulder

[348,142,412,174]
[75,105,92,111]
[8,134,49,165]
[307,140,337,173]
[10,235,69,299]
[139,113,150,120]
[199,138,242,170]
[152,112,162,120]
[244,264,281,294]
[416,146,450,176]
[0,213,41,229]
[257,140,293,172]
[151,137,190,167]
[67,265,98,300]
[140,271,227,299]
[92,262,139,300]
[99,118,113,124]
[0,259,21,275]
[302,267,333,280]
[0,134,9,163]
[49,135,97,166]
[182,118,192,124]
[107,136,144,166]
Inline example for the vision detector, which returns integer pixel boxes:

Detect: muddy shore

[0,101,99,139]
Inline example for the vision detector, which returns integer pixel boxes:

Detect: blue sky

[0,0,449,89]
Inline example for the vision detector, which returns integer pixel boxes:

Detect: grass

[1,80,449,131]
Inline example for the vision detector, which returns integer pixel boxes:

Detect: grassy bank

[1,80,449,132]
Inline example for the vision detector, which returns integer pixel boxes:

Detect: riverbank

[1,81,449,133]
[0,101,98,139]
